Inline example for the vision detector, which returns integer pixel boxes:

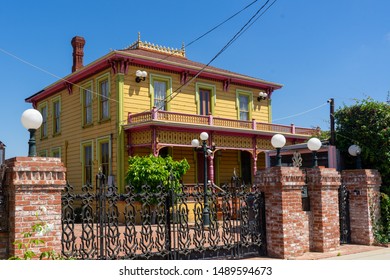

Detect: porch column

[208,155,214,184]
[307,167,341,252]
[341,169,381,245]
[255,167,308,259]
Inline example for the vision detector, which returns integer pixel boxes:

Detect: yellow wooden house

[25,35,316,190]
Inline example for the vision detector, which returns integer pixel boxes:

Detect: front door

[241,151,252,184]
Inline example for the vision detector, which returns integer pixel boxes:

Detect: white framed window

[150,74,172,111]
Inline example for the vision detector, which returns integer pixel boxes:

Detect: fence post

[306,167,341,252]
[341,169,381,245]
[255,166,308,259]
[2,157,66,259]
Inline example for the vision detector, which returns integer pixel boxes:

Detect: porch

[124,108,319,185]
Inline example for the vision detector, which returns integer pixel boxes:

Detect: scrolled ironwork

[61,174,267,260]
[0,164,8,232]
[339,184,351,244]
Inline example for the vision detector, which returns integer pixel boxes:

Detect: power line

[141,0,260,71]
[0,1,264,107]
[0,47,120,104]
[272,102,328,122]
[158,0,277,110]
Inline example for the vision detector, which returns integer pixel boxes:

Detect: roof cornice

[26,50,282,105]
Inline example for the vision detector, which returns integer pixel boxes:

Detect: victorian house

[25,34,317,191]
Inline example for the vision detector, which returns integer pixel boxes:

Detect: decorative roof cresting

[125,32,186,58]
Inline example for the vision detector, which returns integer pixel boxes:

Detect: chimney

[71,36,86,72]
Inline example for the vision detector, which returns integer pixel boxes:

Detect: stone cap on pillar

[341,169,382,187]
[306,167,341,187]
[255,166,305,190]
[5,157,66,186]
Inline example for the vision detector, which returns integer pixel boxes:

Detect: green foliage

[125,154,190,196]
[317,129,330,141]
[8,207,68,260]
[334,97,390,192]
[374,193,390,244]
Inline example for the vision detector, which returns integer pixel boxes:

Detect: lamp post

[307,137,322,167]
[271,134,286,167]
[191,131,212,226]
[348,144,362,169]
[21,109,43,157]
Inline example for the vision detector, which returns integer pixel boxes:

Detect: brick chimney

[71,36,86,72]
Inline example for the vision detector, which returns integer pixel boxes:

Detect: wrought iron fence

[61,174,266,260]
[339,184,351,244]
[0,164,7,232]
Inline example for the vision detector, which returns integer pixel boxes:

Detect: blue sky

[1,0,389,158]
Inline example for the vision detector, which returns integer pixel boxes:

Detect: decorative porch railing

[127,108,318,136]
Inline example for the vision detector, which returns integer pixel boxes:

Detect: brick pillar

[4,157,66,259]
[307,167,341,252]
[341,169,381,245]
[255,167,308,259]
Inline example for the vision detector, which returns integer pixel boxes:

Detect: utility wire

[148,0,259,66]
[0,47,120,104]
[0,0,263,106]
[273,102,328,122]
[158,0,276,110]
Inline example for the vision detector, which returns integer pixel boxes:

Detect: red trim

[26,52,282,104]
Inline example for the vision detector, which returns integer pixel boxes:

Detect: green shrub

[374,192,390,244]
[125,154,190,197]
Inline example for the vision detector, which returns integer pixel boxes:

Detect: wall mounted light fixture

[135,70,147,83]
[257,91,268,101]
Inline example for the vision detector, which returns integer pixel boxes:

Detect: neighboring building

[265,141,338,169]
[25,34,317,190]
[0,141,5,166]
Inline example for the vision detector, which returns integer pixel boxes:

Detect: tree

[334,97,390,193]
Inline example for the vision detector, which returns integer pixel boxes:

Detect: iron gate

[61,174,266,260]
[338,184,351,244]
[0,164,7,232]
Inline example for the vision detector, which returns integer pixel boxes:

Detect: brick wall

[1,157,66,259]
[307,167,340,252]
[341,169,381,245]
[256,167,309,259]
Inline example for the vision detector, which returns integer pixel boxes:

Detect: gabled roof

[26,36,282,106]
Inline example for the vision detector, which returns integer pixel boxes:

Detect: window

[39,103,48,138]
[39,150,48,157]
[51,147,61,158]
[97,138,110,179]
[154,80,167,110]
[239,95,249,120]
[97,74,110,121]
[82,84,93,126]
[150,74,172,111]
[52,97,61,135]
[100,80,109,120]
[82,142,93,185]
[236,90,253,121]
[199,89,211,115]
[195,83,216,115]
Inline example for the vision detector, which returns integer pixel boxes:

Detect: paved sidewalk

[289,244,390,260]
[324,247,390,260]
